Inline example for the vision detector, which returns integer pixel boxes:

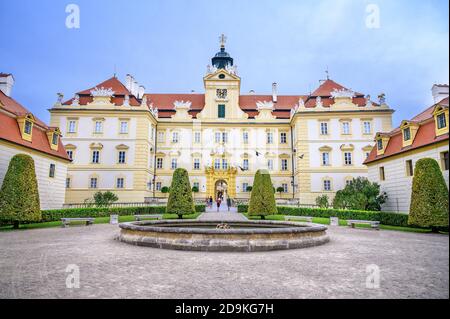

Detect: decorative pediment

[89,142,104,149]
[331,88,355,99]
[319,145,333,152]
[203,68,240,81]
[90,87,115,97]
[155,152,166,157]
[115,144,129,150]
[240,152,252,158]
[265,152,276,158]
[340,144,355,151]
[169,150,181,157]
[191,152,203,158]
[279,153,291,159]
[64,144,77,149]
[362,145,374,152]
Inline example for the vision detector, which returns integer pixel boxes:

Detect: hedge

[238,204,410,227]
[41,205,206,222]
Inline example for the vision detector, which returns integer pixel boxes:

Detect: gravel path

[0,224,447,299]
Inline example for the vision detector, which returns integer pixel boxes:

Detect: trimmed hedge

[238,204,409,227]
[41,205,206,222]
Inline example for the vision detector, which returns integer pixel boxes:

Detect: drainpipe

[290,126,295,200]
[152,122,158,200]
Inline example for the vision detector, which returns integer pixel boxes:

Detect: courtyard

[0,219,448,299]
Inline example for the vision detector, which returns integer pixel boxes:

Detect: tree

[276,186,285,198]
[0,154,41,229]
[161,186,170,195]
[93,191,118,207]
[315,195,330,208]
[192,186,199,193]
[408,158,449,231]
[166,168,195,219]
[332,177,387,211]
[248,169,278,219]
[246,186,253,192]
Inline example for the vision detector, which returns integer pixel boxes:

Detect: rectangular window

[365,152,370,159]
[281,159,288,171]
[49,164,55,178]
[92,150,100,164]
[215,132,221,143]
[52,133,58,145]
[320,122,328,135]
[120,121,129,134]
[66,177,71,188]
[222,132,228,143]
[243,159,249,170]
[68,120,76,133]
[441,151,449,171]
[267,132,273,144]
[67,150,73,160]
[218,104,226,118]
[193,182,200,190]
[90,177,98,189]
[344,152,352,165]
[267,159,274,170]
[172,132,179,143]
[118,151,126,164]
[280,132,287,144]
[437,113,447,129]
[363,121,372,134]
[194,132,201,143]
[94,121,103,133]
[156,182,162,191]
[171,158,177,170]
[403,127,411,141]
[156,158,163,169]
[157,131,165,143]
[214,159,221,170]
[282,183,288,193]
[222,159,228,170]
[24,121,33,135]
[379,167,385,181]
[194,158,200,170]
[116,178,124,189]
[342,122,350,135]
[345,179,352,186]
[322,152,330,166]
[243,131,249,144]
[323,180,331,191]
[377,139,383,150]
[406,160,414,176]
[242,183,249,192]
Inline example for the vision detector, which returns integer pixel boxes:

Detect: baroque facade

[365,85,449,212]
[49,39,394,205]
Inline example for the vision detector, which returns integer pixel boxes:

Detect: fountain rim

[118,219,328,235]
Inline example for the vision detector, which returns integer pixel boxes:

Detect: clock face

[216,89,227,99]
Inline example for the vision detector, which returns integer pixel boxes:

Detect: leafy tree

[192,186,199,193]
[161,186,170,194]
[315,195,330,208]
[246,186,253,192]
[166,168,195,219]
[276,186,285,198]
[0,154,41,228]
[332,177,387,211]
[408,158,449,232]
[248,169,278,219]
[93,191,118,207]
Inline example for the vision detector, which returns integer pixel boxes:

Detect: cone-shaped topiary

[166,168,195,219]
[408,158,449,231]
[0,154,41,228]
[248,169,278,219]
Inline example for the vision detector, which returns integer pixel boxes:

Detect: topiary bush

[166,168,195,219]
[0,154,41,228]
[248,169,277,219]
[408,158,449,231]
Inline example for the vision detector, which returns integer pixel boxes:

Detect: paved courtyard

[0,223,448,299]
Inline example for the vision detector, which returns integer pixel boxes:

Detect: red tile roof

[0,91,70,161]
[364,98,449,165]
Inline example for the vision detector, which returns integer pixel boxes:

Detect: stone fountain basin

[116,220,330,252]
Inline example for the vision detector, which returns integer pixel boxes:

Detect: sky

[0,0,448,127]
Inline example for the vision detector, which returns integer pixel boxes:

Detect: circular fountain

[116,220,330,252]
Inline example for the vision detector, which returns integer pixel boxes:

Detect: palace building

[49,37,394,205]
[365,85,449,213]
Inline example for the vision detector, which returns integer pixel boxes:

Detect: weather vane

[325,66,330,80]
[219,34,227,48]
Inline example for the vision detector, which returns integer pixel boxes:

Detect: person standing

[209,196,213,209]
[216,197,221,212]
[226,197,232,212]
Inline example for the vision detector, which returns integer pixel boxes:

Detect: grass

[0,212,202,232]
[241,213,437,234]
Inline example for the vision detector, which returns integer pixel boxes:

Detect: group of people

[206,195,233,212]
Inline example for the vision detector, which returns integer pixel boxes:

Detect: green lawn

[0,212,202,232]
[241,213,435,234]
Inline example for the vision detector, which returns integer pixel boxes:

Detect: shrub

[40,205,206,222]
[166,168,195,219]
[408,158,449,231]
[161,186,170,194]
[246,186,253,192]
[332,177,387,211]
[315,195,330,208]
[276,187,285,197]
[93,191,118,207]
[248,169,277,219]
[0,154,41,228]
[192,186,199,193]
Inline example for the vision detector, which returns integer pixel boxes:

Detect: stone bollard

[330,217,339,226]
[110,214,119,225]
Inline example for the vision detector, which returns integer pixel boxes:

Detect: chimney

[432,84,449,104]
[0,73,15,97]
[138,85,145,99]
[132,80,139,97]
[125,74,133,92]
[272,82,278,103]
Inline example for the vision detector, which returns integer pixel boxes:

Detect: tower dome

[211,34,233,69]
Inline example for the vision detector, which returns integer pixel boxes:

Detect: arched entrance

[206,166,237,199]
[215,179,228,201]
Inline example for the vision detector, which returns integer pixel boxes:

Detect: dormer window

[400,120,419,147]
[375,133,390,156]
[52,133,58,145]
[377,139,383,150]
[403,127,411,141]
[437,113,447,129]
[46,127,61,151]
[433,105,449,137]
[17,114,35,142]
[24,120,33,135]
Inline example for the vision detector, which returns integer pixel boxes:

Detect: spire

[211,34,234,69]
